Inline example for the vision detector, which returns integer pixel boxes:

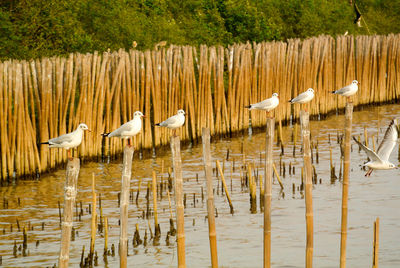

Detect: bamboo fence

[1,34,400,181]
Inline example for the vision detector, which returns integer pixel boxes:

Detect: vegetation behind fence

[1,34,399,181]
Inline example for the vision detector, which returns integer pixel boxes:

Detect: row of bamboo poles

[1,34,400,181]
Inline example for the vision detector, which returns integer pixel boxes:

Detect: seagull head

[177,109,186,115]
[307,88,314,93]
[272,93,279,98]
[134,111,145,118]
[352,80,359,85]
[78,123,91,132]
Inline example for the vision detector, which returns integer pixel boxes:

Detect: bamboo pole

[340,102,353,268]
[170,136,186,268]
[216,160,234,214]
[201,128,219,268]
[372,217,379,268]
[152,171,161,237]
[58,158,80,268]
[272,163,284,190]
[104,217,108,254]
[264,117,274,268]
[119,146,134,268]
[90,173,97,260]
[300,110,313,268]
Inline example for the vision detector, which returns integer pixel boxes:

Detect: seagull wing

[376,119,399,161]
[160,114,179,127]
[49,132,74,145]
[108,122,132,137]
[252,98,274,109]
[335,84,352,94]
[352,136,381,162]
[291,91,308,103]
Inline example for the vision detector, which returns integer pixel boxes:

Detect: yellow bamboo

[216,160,234,214]
[90,173,97,258]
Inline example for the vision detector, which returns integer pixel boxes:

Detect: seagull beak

[87,129,92,132]
[142,115,146,118]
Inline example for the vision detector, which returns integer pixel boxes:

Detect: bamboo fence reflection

[1,34,400,181]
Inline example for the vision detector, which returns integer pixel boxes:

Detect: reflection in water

[0,104,400,267]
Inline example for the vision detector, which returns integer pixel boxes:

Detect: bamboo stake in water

[119,146,134,268]
[340,102,353,268]
[264,117,274,268]
[201,128,218,268]
[216,160,234,214]
[104,217,108,255]
[58,158,80,268]
[300,110,313,268]
[152,171,161,237]
[90,173,97,260]
[372,217,379,268]
[170,136,186,267]
[272,163,284,190]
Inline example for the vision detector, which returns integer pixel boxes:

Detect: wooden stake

[119,146,134,268]
[58,158,80,268]
[300,110,313,268]
[272,163,284,190]
[340,102,353,268]
[372,217,379,268]
[264,117,274,268]
[170,136,186,267]
[216,160,234,213]
[90,173,97,259]
[104,217,108,254]
[152,171,160,237]
[201,128,219,268]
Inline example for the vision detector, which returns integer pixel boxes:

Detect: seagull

[289,88,315,111]
[353,119,399,176]
[331,80,359,101]
[41,123,91,160]
[101,111,144,146]
[245,93,279,117]
[155,109,186,136]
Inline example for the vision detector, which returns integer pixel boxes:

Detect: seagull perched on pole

[101,111,145,147]
[245,93,279,118]
[331,80,359,102]
[41,123,91,160]
[353,119,399,177]
[289,88,315,112]
[155,109,186,137]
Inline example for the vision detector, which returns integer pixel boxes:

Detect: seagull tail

[331,90,336,94]
[40,142,49,145]
[244,105,251,109]
[155,123,161,127]
[288,100,293,103]
[101,133,110,137]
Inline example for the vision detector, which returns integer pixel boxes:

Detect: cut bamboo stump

[170,136,186,268]
[264,117,274,268]
[300,110,313,268]
[119,146,134,268]
[90,173,97,262]
[58,158,80,268]
[340,102,353,268]
[201,128,218,268]
[372,217,379,268]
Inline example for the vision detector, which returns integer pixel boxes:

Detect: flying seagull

[331,80,359,101]
[41,123,91,160]
[101,111,144,146]
[155,109,186,136]
[353,119,399,176]
[245,93,279,117]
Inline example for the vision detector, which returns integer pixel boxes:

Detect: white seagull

[289,88,315,112]
[101,111,145,146]
[245,93,279,117]
[155,109,186,136]
[331,80,359,101]
[353,119,399,176]
[41,123,90,160]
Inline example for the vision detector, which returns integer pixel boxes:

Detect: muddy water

[1,104,400,267]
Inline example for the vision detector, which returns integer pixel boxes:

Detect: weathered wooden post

[120,146,134,268]
[58,158,80,268]
[171,136,186,267]
[340,102,353,268]
[90,173,97,263]
[201,128,218,268]
[372,217,379,268]
[300,110,313,268]
[264,117,274,268]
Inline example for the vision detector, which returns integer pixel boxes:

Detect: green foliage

[0,0,399,60]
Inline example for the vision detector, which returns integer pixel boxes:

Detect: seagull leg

[173,129,176,137]
[364,168,373,177]
[266,111,270,118]
[67,149,73,161]
[127,138,131,147]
